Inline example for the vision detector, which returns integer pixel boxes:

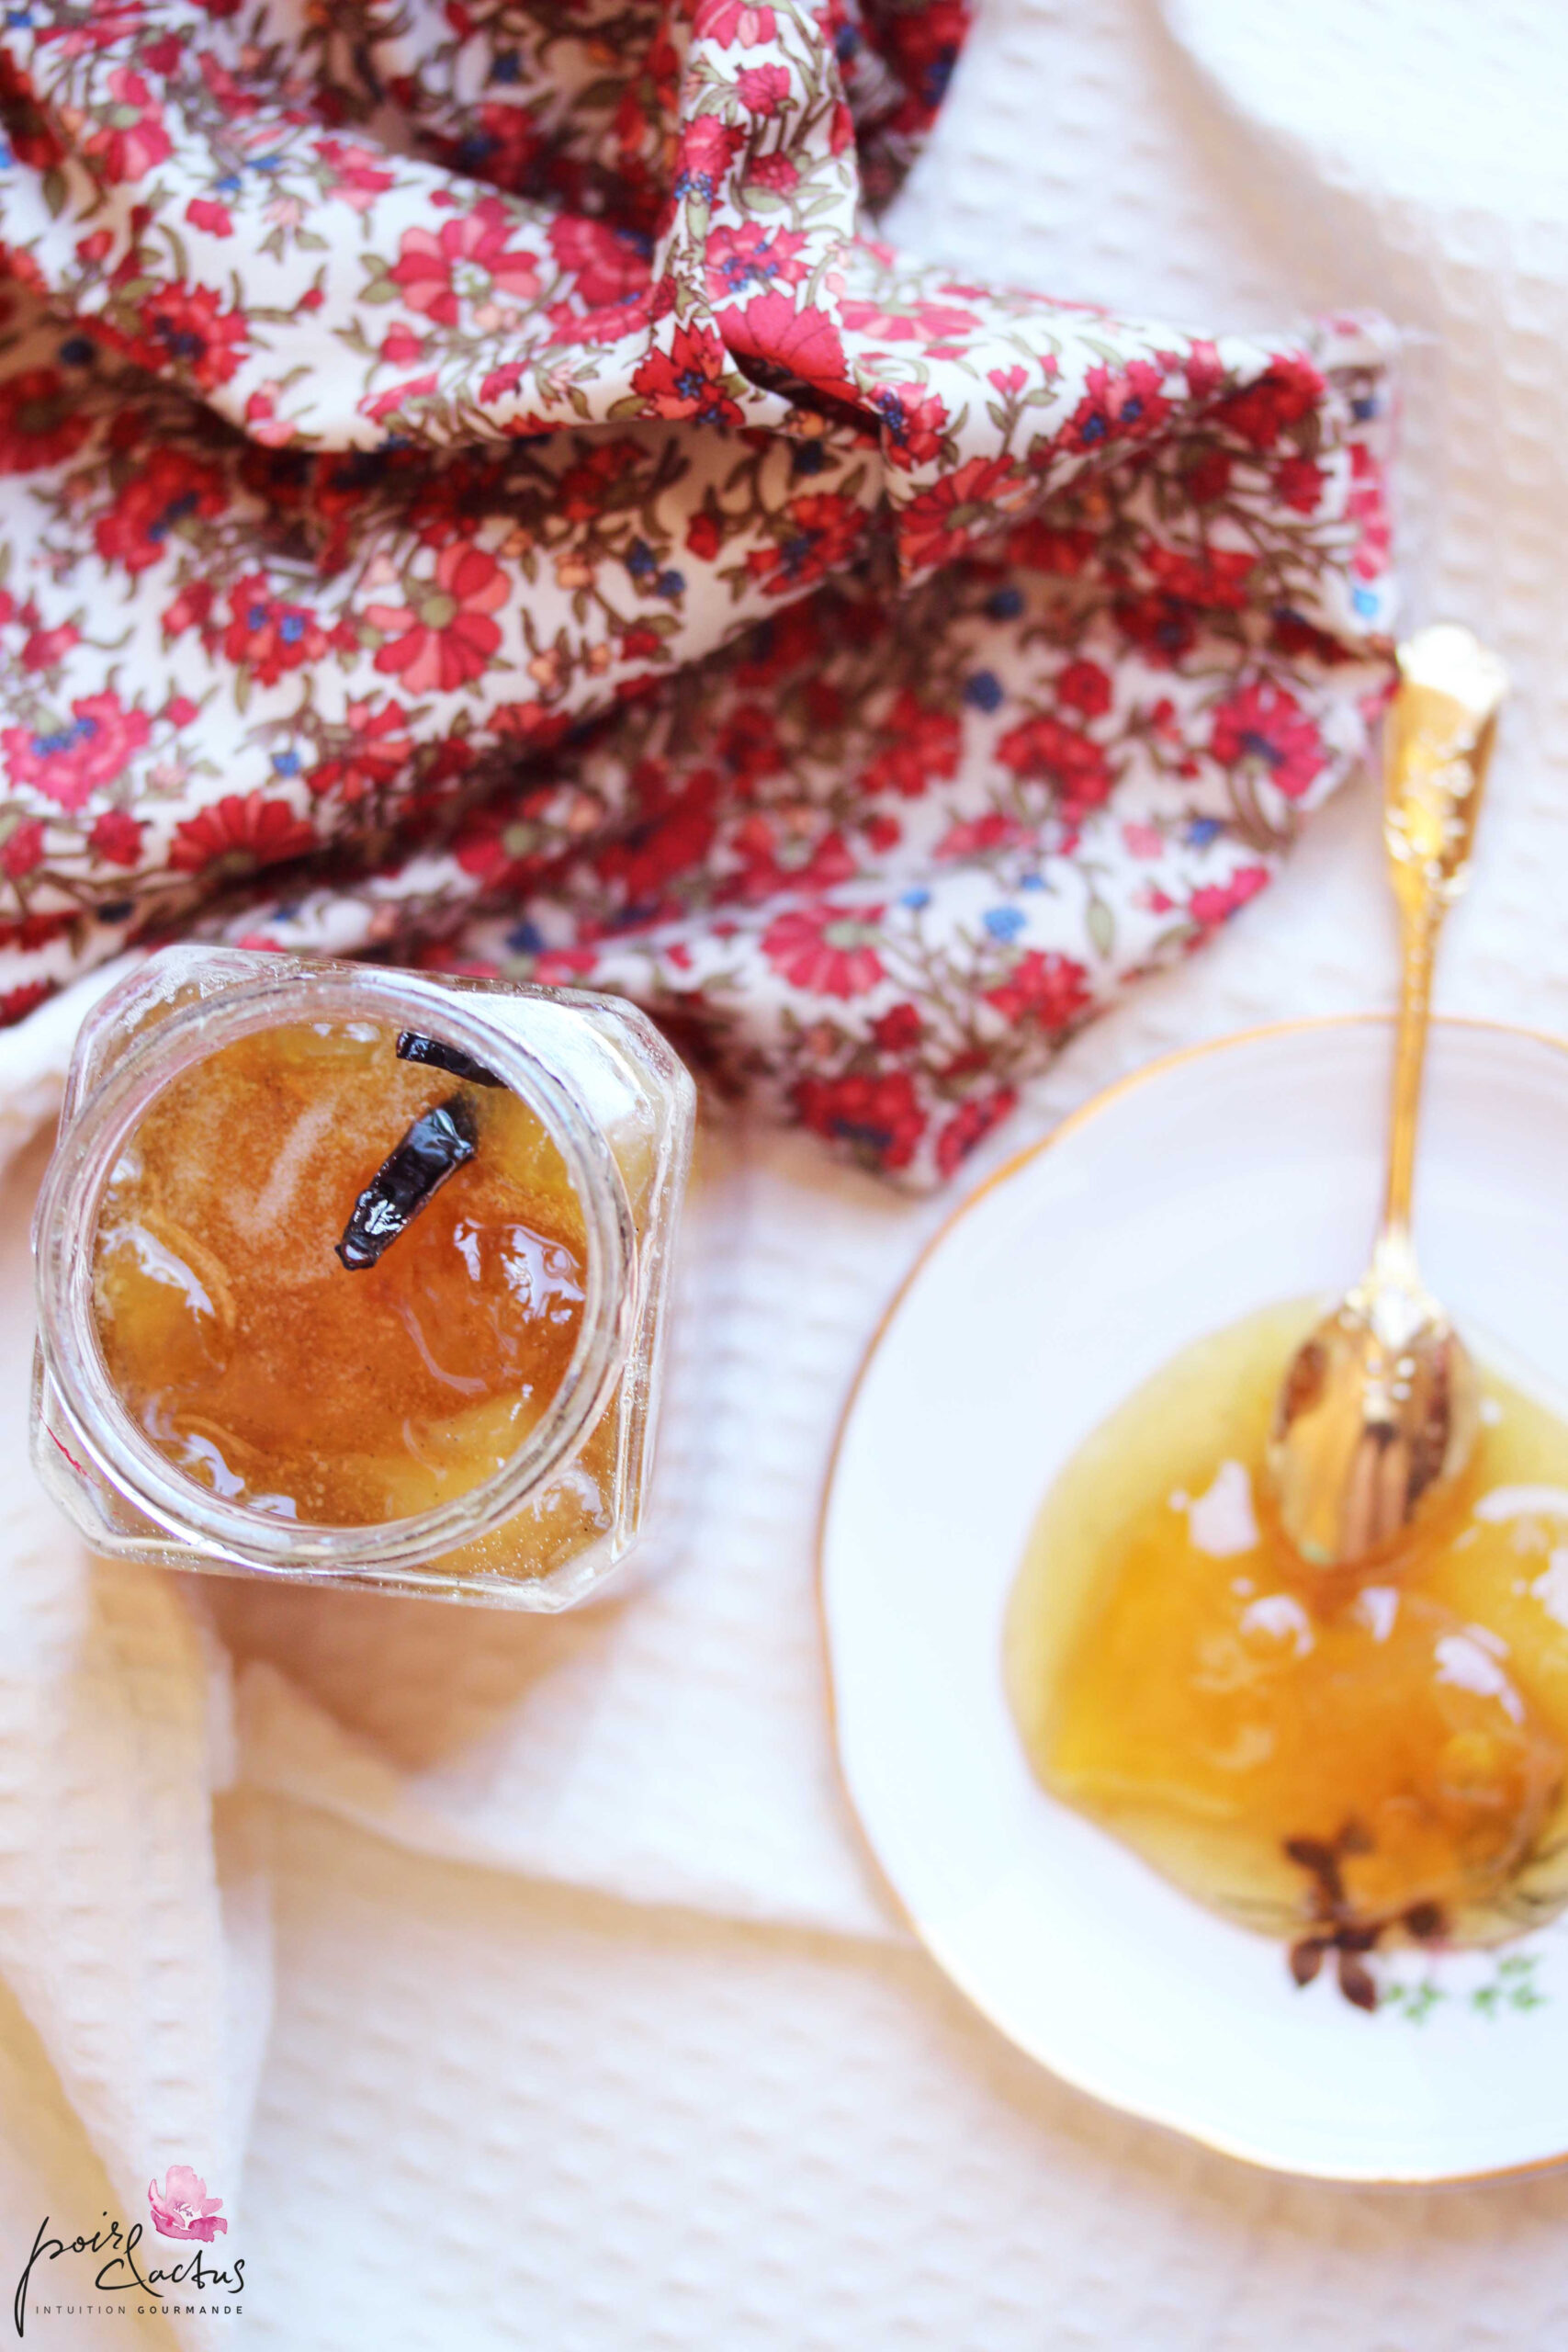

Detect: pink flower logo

[148,2165,228,2243]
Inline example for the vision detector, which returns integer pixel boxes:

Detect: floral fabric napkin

[0,0,1393,1182]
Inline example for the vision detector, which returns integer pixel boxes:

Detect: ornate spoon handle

[1379,624,1508,1243]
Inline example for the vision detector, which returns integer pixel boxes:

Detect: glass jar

[30,945,694,1610]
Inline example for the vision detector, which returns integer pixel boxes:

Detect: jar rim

[33,958,635,1574]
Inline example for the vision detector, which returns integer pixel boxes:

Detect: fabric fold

[0,0,1393,1186]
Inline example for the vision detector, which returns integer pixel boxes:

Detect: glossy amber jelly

[93,1020,595,1531]
[1006,1301,1568,1987]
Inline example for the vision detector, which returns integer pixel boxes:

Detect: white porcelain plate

[820,1018,1568,2182]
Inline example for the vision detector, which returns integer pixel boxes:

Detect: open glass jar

[30,946,694,1610]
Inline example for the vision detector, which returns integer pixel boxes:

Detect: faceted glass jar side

[30,946,695,1611]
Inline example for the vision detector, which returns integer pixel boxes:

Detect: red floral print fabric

[0,0,1394,1183]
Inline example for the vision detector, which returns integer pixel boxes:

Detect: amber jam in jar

[31,947,694,1609]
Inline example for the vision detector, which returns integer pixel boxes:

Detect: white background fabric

[7,1,1568,2343]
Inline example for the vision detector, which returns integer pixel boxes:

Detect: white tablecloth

[8,2,1568,2344]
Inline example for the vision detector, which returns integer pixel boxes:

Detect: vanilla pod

[336,1093,478,1270]
[395,1030,504,1088]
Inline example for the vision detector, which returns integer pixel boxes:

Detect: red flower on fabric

[491,701,571,752]
[1143,542,1255,611]
[996,713,1112,817]
[872,1000,923,1052]
[1184,339,1224,398]
[716,702,781,783]
[2,820,44,879]
[548,215,651,309]
[84,68,171,182]
[795,1068,926,1172]
[734,594,829,685]
[316,137,395,212]
[694,0,776,43]
[550,436,640,522]
[1006,518,1095,576]
[367,541,509,693]
[88,806,144,865]
[704,223,807,305]
[547,296,651,347]
[716,289,856,401]
[881,0,968,123]
[860,690,962,797]
[168,793,318,876]
[870,382,947,470]
[0,979,51,1025]
[672,112,744,203]
[1274,455,1325,514]
[222,574,330,685]
[307,699,412,802]
[20,623,79,672]
[94,446,227,574]
[185,197,233,237]
[935,1085,1018,1180]
[728,817,857,903]
[3,693,150,811]
[840,297,976,344]
[685,511,722,560]
[428,106,538,199]
[1269,610,1353,666]
[746,491,864,594]
[1064,359,1170,454]
[934,809,1023,859]
[1190,864,1270,929]
[762,902,886,997]
[1112,592,1196,667]
[1183,448,1230,504]
[197,43,255,100]
[747,153,798,195]
[0,368,90,472]
[162,579,214,639]
[360,372,438,426]
[1212,355,1323,451]
[631,321,744,426]
[134,282,249,390]
[897,454,1020,570]
[737,62,791,112]
[1209,680,1325,801]
[388,196,542,326]
[985,948,1092,1028]
[450,795,547,890]
[1055,659,1112,717]
[597,763,721,907]
[1348,440,1390,582]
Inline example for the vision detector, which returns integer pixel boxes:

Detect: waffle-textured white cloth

[8,3,1568,2345]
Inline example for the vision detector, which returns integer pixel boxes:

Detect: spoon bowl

[1269,1247,1481,1568]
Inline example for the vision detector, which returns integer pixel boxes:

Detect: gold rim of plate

[814,1012,1568,2188]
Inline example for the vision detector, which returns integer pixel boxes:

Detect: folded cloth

[0,0,1393,1182]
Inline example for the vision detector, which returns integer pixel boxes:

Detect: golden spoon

[1268,624,1508,1570]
